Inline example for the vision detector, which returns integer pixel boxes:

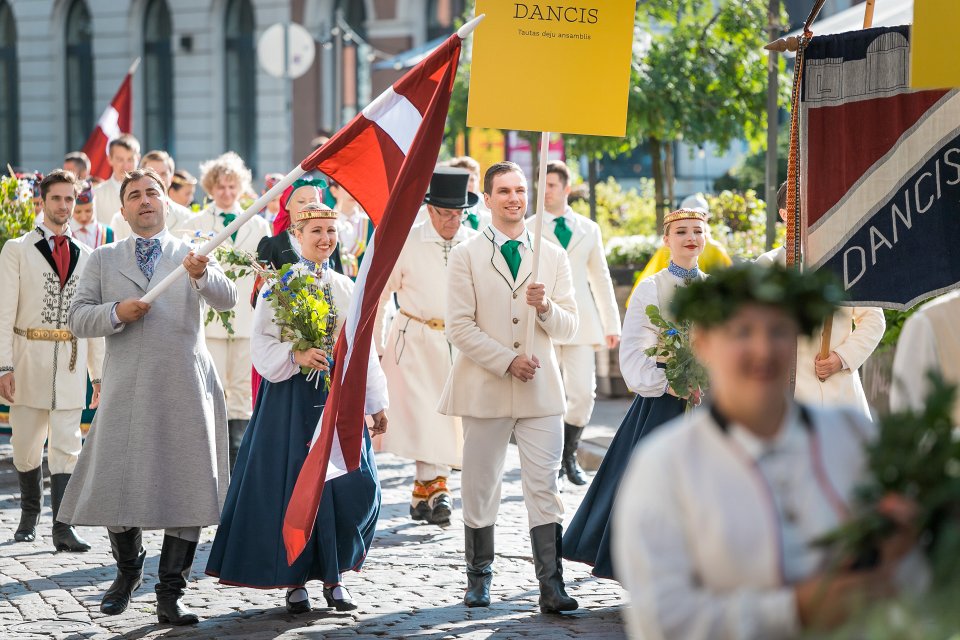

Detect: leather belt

[399,309,445,331]
[14,327,79,372]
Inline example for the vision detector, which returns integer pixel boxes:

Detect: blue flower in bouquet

[666,328,678,336]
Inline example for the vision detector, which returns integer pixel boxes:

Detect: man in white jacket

[439,161,580,614]
[527,160,621,485]
[755,183,884,418]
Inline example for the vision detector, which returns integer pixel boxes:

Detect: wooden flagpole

[524,131,551,357]
[817,0,876,376]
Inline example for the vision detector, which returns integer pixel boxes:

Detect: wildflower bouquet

[0,172,37,252]
[254,261,333,387]
[644,304,709,406]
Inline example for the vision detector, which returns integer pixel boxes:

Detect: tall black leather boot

[101,528,146,615]
[530,523,578,614]
[50,474,91,552]
[463,524,494,607]
[155,535,200,625]
[562,423,588,486]
[227,419,248,471]
[14,467,43,543]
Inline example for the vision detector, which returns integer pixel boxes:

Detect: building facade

[0,0,463,187]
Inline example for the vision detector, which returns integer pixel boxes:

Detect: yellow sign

[467,0,636,137]
[910,0,960,89]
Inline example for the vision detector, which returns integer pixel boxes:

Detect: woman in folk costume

[69,182,115,249]
[206,203,389,614]
[612,264,922,640]
[251,178,342,407]
[563,208,708,579]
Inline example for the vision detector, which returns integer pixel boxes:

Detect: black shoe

[463,524,494,607]
[50,474,91,552]
[562,423,588,486]
[101,528,146,615]
[227,419,248,472]
[530,523,578,614]
[285,587,311,614]
[410,500,431,522]
[323,585,358,611]
[428,494,452,527]
[14,467,42,543]
[155,535,200,625]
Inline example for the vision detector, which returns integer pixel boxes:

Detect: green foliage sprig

[0,172,37,252]
[815,373,960,587]
[199,241,256,335]
[644,304,709,405]
[671,262,844,335]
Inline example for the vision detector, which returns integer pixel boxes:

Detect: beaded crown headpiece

[663,208,708,229]
[291,202,338,223]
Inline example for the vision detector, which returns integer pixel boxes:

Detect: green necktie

[500,240,522,280]
[219,212,238,243]
[553,216,572,249]
[465,211,479,230]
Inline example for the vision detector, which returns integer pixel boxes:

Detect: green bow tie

[553,216,572,249]
[500,239,522,280]
[465,211,479,230]
[219,212,238,243]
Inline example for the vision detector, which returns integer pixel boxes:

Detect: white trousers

[415,462,452,482]
[556,343,597,427]
[9,405,82,474]
[461,415,564,530]
[207,337,252,420]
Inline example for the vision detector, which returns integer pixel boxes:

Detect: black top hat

[423,167,480,210]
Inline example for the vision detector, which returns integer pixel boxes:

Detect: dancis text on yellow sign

[467,1,636,136]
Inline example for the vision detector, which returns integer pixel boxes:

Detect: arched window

[143,0,174,153]
[65,0,94,151]
[224,0,256,171]
[0,1,18,167]
[427,0,465,40]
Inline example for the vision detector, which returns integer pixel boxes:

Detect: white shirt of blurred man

[755,183,884,418]
[93,134,140,225]
[111,150,196,240]
[527,160,621,485]
[180,151,271,466]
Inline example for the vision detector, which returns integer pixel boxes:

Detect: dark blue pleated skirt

[562,393,686,580]
[206,372,380,588]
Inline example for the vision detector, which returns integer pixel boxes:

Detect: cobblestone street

[0,439,628,639]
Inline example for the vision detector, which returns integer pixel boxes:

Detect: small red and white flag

[282,27,469,565]
[82,59,138,180]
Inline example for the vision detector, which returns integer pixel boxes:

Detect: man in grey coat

[58,168,237,626]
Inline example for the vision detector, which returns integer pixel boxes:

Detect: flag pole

[817,0,875,372]
[128,56,142,76]
[524,131,551,357]
[140,165,306,304]
[141,14,485,306]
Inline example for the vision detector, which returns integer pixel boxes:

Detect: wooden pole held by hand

[524,131,551,358]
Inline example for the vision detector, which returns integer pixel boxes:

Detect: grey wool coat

[58,232,238,528]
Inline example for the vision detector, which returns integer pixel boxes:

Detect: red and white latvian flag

[82,60,137,180]
[282,30,464,564]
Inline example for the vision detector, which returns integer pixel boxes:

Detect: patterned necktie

[465,211,479,230]
[500,240,522,280]
[553,216,572,249]
[52,236,70,288]
[219,212,238,243]
[135,238,162,280]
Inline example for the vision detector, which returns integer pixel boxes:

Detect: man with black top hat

[375,167,478,526]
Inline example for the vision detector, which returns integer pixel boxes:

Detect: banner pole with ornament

[82,57,140,181]
[466,0,635,356]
